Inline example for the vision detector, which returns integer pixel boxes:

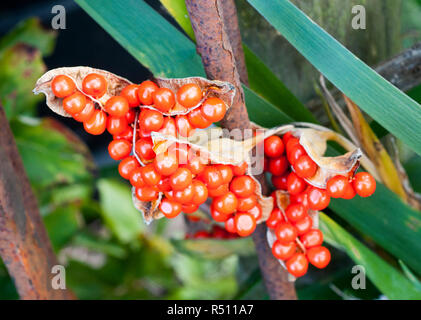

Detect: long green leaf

[76,0,204,78]
[329,183,421,274]
[320,213,421,300]
[404,154,421,193]
[247,0,421,156]
[243,46,316,122]
[243,85,292,126]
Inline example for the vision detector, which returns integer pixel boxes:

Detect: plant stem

[0,105,74,300]
[219,0,249,85]
[185,0,297,300]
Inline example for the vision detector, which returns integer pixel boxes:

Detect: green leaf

[404,153,421,193]
[243,85,292,126]
[160,0,195,40]
[247,0,421,157]
[75,0,204,78]
[97,178,144,243]
[171,237,255,260]
[11,118,94,192]
[243,46,316,122]
[0,18,56,56]
[398,260,421,291]
[320,213,421,300]
[72,233,127,259]
[44,205,82,250]
[0,44,46,118]
[329,183,421,275]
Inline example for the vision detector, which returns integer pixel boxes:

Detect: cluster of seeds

[136,144,261,238]
[50,73,227,138]
[50,73,261,237]
[263,132,376,277]
[50,72,377,279]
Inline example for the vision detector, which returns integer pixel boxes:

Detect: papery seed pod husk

[33,66,132,117]
[132,188,163,225]
[144,76,236,116]
[253,122,363,189]
[34,68,236,118]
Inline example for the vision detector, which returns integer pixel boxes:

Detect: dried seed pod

[132,189,164,225]
[290,123,362,188]
[144,76,236,116]
[131,126,297,224]
[135,121,362,224]
[151,124,293,166]
[34,68,236,119]
[33,66,132,117]
[254,122,363,189]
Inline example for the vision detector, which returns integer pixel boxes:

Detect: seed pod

[254,122,363,189]
[131,126,296,225]
[141,76,235,116]
[33,66,132,117]
[132,189,164,224]
[290,123,362,188]
[34,68,236,119]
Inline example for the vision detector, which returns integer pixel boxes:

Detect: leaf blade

[320,213,421,300]
[329,183,421,275]
[75,0,205,78]
[247,0,421,156]
[97,178,144,243]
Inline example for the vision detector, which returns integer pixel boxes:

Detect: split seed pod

[132,125,294,225]
[33,66,132,117]
[142,76,235,116]
[34,67,236,118]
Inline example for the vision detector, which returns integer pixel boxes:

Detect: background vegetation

[1,0,421,299]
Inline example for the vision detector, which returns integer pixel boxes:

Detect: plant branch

[219,0,249,85]
[185,0,297,300]
[308,42,421,112]
[376,42,421,92]
[0,105,74,300]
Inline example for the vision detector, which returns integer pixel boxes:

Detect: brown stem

[0,105,74,300]
[220,0,249,85]
[308,41,421,112]
[375,41,421,92]
[185,0,297,300]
